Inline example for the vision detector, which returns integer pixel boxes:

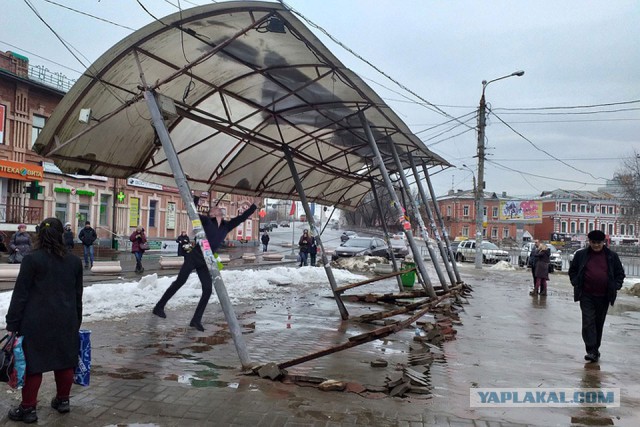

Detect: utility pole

[474,70,525,269]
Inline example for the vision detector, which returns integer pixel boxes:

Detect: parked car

[268,221,278,229]
[332,237,390,260]
[518,242,562,272]
[389,233,409,257]
[259,223,272,232]
[279,221,290,227]
[455,240,510,264]
[447,240,462,261]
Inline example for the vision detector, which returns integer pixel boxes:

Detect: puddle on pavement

[106,367,148,380]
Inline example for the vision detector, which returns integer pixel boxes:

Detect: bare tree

[614,149,640,220]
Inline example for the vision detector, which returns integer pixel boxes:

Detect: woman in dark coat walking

[130,226,148,273]
[533,243,551,296]
[9,224,32,264]
[5,217,84,423]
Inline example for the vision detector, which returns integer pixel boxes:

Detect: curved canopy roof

[35,1,450,210]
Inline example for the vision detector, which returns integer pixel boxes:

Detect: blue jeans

[83,245,94,266]
[299,251,308,266]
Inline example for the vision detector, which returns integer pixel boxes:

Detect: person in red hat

[569,230,625,363]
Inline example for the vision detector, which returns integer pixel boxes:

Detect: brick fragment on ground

[257,362,283,380]
[389,381,411,397]
[318,379,346,392]
[370,359,388,368]
[345,382,367,394]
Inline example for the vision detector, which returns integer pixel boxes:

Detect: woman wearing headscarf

[129,226,148,274]
[5,217,84,423]
[9,224,32,264]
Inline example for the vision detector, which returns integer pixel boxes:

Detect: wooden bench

[159,256,184,269]
[90,261,122,274]
[263,252,284,261]
[0,264,20,281]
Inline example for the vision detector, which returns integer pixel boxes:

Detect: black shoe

[84,264,90,270]
[189,320,205,331]
[51,397,70,414]
[8,405,38,423]
[584,353,599,362]
[152,305,166,319]
[540,291,547,296]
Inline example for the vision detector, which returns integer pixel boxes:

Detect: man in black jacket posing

[568,230,625,363]
[153,198,259,331]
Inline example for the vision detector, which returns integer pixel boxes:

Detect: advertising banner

[499,200,542,222]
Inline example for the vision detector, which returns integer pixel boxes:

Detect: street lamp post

[475,70,524,269]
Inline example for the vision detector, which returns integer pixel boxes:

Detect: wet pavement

[1,253,639,426]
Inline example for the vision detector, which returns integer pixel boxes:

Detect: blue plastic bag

[74,329,91,386]
[9,336,26,389]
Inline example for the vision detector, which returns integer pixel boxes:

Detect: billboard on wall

[499,200,542,222]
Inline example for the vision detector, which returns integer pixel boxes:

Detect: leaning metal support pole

[370,179,404,292]
[282,145,349,320]
[359,111,436,298]
[143,90,252,368]
[408,154,455,289]
[396,173,448,290]
[421,162,462,283]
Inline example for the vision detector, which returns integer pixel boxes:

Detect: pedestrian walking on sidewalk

[533,243,550,295]
[176,231,190,257]
[309,234,318,266]
[8,224,32,264]
[261,231,270,252]
[298,229,311,267]
[5,217,83,423]
[63,223,75,251]
[153,197,260,331]
[130,226,148,273]
[527,240,539,295]
[569,230,625,363]
[78,221,97,269]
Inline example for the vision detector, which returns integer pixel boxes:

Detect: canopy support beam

[369,179,404,292]
[359,111,436,298]
[422,162,462,283]
[137,52,251,368]
[408,153,455,289]
[282,145,349,320]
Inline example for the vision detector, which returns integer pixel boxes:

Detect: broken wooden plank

[334,268,416,294]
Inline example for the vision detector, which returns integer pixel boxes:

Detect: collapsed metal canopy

[34,1,450,210]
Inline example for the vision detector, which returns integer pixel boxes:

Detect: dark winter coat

[569,246,625,306]
[5,250,83,374]
[261,233,270,245]
[78,226,97,246]
[534,248,550,280]
[309,236,318,254]
[129,230,148,253]
[9,231,32,258]
[176,234,191,256]
[63,229,75,249]
[188,204,258,266]
[298,234,312,253]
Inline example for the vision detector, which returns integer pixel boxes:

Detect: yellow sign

[129,197,140,227]
[499,200,542,222]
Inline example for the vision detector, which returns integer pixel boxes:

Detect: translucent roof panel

[34,1,450,210]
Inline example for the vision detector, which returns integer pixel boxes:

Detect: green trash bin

[400,262,416,287]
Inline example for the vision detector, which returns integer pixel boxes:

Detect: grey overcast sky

[2,0,639,199]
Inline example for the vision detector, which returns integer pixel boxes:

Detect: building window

[99,194,110,226]
[580,205,586,213]
[620,224,626,235]
[31,115,46,147]
[491,227,498,238]
[588,222,594,232]
[463,205,469,217]
[462,226,469,237]
[149,200,157,227]
[571,204,577,212]
[446,205,452,216]
[483,206,487,216]
[589,205,595,213]
[629,224,635,236]
[482,227,486,238]
[608,223,614,235]
[608,206,614,215]
[579,222,585,234]
[503,227,509,238]
[601,206,606,214]
[560,203,567,212]
[561,221,567,233]
[492,207,498,218]
[600,223,606,233]
[570,222,576,233]
[55,202,67,224]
